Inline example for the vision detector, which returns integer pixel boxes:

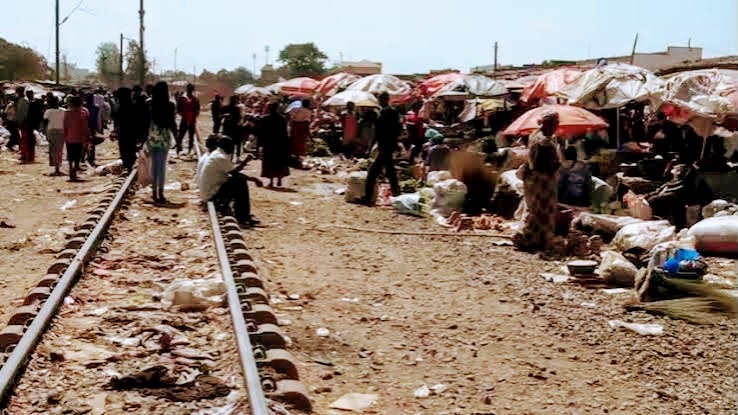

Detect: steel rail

[195,135,270,415]
[0,168,138,406]
[207,203,269,415]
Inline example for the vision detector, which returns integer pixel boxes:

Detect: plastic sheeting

[345,74,413,102]
[321,90,379,108]
[521,68,582,103]
[501,104,608,137]
[652,69,738,137]
[315,72,362,96]
[433,74,507,99]
[458,98,507,122]
[557,63,663,109]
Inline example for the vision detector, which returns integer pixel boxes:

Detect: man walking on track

[176,83,200,156]
[362,92,401,205]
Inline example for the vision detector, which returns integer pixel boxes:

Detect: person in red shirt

[176,83,201,156]
[63,96,90,181]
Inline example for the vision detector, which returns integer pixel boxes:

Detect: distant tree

[123,40,150,84]
[0,37,47,81]
[277,43,328,78]
[95,42,121,84]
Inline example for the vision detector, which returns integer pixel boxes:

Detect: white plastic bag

[612,220,676,252]
[426,170,453,187]
[701,199,738,218]
[608,320,663,336]
[433,179,467,214]
[161,279,226,310]
[623,190,652,220]
[498,169,525,196]
[597,251,638,287]
[688,216,738,256]
[391,193,424,216]
[344,171,376,204]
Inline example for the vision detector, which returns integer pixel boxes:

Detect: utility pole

[119,33,124,84]
[630,33,639,65]
[139,0,145,86]
[55,0,60,85]
[174,48,177,74]
[265,45,270,66]
[493,41,498,75]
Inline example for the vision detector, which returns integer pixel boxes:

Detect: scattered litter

[329,393,378,412]
[289,201,303,206]
[0,220,16,228]
[431,384,448,394]
[702,274,735,289]
[161,279,226,310]
[60,200,78,210]
[341,297,359,303]
[608,320,663,336]
[492,239,513,246]
[105,365,231,402]
[316,328,330,337]
[95,160,124,176]
[597,251,638,286]
[334,187,346,195]
[540,273,571,283]
[601,288,631,295]
[164,181,183,191]
[414,385,431,399]
[580,302,597,308]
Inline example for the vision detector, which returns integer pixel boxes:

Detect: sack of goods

[345,171,377,204]
[688,215,738,256]
[427,170,453,187]
[433,179,467,214]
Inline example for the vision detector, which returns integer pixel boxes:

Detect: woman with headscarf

[146,82,177,204]
[115,87,137,172]
[513,112,562,253]
[257,102,290,188]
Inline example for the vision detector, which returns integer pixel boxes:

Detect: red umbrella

[502,104,608,137]
[279,77,319,97]
[315,73,361,96]
[419,73,464,97]
[521,68,582,103]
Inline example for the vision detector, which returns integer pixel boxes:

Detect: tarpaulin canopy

[265,82,284,95]
[521,68,582,103]
[345,74,413,102]
[315,72,362,96]
[321,90,379,108]
[557,63,663,109]
[433,74,507,99]
[653,69,738,138]
[458,98,507,123]
[419,73,464,97]
[502,104,608,137]
[279,77,319,97]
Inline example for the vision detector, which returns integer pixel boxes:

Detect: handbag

[137,150,152,187]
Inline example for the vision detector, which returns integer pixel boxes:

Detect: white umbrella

[433,74,508,99]
[322,90,379,108]
[557,63,663,109]
[345,74,412,99]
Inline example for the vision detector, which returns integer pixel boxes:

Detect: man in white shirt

[199,136,261,226]
[196,135,220,185]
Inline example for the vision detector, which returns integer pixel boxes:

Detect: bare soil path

[244,163,736,415]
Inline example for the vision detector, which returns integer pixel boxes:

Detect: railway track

[0,141,310,414]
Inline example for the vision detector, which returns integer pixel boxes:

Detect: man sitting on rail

[196,134,220,183]
[199,135,262,227]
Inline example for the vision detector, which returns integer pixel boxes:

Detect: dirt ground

[242,162,737,415]
[0,140,118,325]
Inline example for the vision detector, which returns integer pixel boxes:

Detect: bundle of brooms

[627,276,737,324]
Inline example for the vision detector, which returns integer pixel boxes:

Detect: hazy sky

[4,0,737,76]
